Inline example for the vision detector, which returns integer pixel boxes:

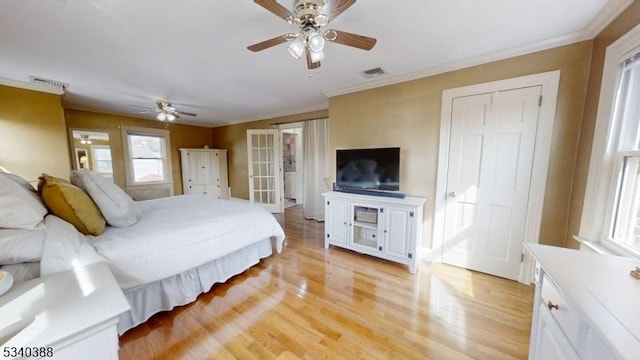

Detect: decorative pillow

[0,228,46,265]
[0,174,47,230]
[38,174,106,236]
[70,170,138,227]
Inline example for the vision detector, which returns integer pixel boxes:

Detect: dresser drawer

[540,275,584,349]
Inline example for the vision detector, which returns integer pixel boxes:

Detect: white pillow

[40,215,105,276]
[70,170,138,227]
[0,228,46,265]
[0,172,36,193]
[0,173,47,230]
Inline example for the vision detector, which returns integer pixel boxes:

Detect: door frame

[433,70,560,284]
[278,122,305,206]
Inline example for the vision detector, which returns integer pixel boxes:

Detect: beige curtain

[303,118,329,221]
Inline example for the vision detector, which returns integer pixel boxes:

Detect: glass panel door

[247,129,282,213]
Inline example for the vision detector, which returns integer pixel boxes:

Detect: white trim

[0,77,65,95]
[323,1,631,99]
[584,0,634,39]
[212,103,329,128]
[579,23,640,252]
[432,70,561,284]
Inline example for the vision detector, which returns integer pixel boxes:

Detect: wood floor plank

[119,205,534,359]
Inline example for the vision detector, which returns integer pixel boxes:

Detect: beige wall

[65,109,213,195]
[567,3,640,249]
[211,109,329,199]
[329,41,593,249]
[0,85,70,182]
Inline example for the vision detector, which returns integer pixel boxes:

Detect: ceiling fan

[130,101,197,122]
[247,0,376,69]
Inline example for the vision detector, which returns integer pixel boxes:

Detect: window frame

[121,126,173,187]
[579,23,640,257]
[90,144,114,177]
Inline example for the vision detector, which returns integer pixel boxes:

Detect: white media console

[323,191,426,273]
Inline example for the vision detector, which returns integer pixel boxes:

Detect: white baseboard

[421,247,441,263]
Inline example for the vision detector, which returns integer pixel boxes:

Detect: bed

[92,195,285,333]
[0,171,285,335]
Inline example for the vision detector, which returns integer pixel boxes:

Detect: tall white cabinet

[180,148,229,199]
[323,191,426,273]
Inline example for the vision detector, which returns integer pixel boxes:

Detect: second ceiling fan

[248,0,377,69]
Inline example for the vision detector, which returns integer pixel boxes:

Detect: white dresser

[179,148,229,199]
[0,262,130,360]
[526,243,640,360]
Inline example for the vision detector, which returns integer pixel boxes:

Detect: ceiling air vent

[29,76,68,91]
[361,67,385,78]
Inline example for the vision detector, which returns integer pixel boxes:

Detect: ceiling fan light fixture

[314,14,329,26]
[288,37,305,59]
[310,49,325,63]
[79,134,92,145]
[307,32,325,52]
[157,112,167,121]
[166,113,176,122]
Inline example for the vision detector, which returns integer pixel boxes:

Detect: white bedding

[88,195,285,289]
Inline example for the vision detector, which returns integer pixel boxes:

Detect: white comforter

[87,195,285,289]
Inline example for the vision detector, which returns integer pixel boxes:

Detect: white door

[442,86,541,280]
[247,129,283,213]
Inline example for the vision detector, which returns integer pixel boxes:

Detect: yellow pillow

[38,174,106,236]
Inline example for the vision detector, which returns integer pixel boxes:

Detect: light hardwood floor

[119,205,534,360]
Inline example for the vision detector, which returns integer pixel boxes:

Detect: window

[122,127,172,185]
[580,24,640,257]
[91,145,113,179]
[607,56,640,254]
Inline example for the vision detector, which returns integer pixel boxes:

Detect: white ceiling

[0,0,632,127]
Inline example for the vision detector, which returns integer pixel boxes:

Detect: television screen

[336,147,400,191]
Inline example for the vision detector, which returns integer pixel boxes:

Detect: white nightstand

[0,262,130,360]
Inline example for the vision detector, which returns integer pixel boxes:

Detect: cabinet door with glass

[349,203,384,255]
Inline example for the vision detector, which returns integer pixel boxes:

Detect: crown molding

[324,0,633,98]
[211,102,329,128]
[584,0,634,38]
[0,77,65,95]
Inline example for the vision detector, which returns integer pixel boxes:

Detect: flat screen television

[336,147,400,191]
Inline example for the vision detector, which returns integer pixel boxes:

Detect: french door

[247,129,283,213]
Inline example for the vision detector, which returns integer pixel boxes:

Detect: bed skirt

[117,237,273,334]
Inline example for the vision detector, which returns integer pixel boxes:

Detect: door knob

[448,192,457,197]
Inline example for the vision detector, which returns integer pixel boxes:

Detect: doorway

[280,123,304,209]
[433,71,560,283]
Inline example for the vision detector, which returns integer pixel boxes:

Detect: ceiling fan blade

[136,110,156,114]
[306,50,321,70]
[248,34,291,52]
[326,29,376,50]
[323,0,356,21]
[129,104,155,110]
[176,111,197,117]
[254,0,294,21]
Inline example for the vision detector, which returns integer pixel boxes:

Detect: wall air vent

[361,67,385,78]
[29,76,68,91]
